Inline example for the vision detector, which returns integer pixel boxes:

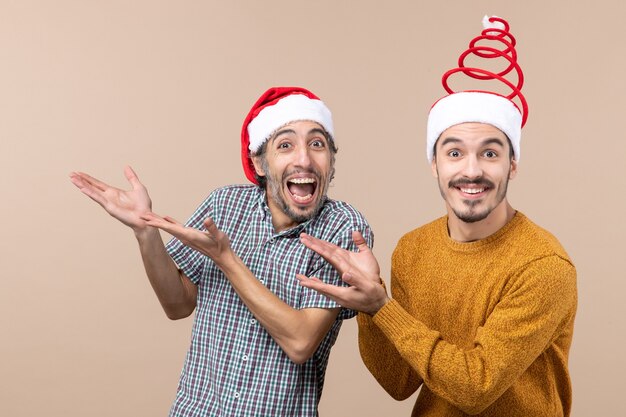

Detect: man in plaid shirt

[70,86,372,416]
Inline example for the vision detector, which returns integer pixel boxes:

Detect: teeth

[292,194,313,202]
[289,178,315,184]
[461,188,484,194]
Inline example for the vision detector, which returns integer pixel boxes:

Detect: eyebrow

[272,127,328,139]
[439,137,506,148]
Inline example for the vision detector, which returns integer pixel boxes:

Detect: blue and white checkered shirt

[165,184,373,417]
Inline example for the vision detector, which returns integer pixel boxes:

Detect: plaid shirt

[165,184,373,417]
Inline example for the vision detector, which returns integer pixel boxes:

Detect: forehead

[438,122,507,146]
[273,120,325,136]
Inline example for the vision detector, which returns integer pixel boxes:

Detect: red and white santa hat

[240,86,334,184]
[426,16,528,162]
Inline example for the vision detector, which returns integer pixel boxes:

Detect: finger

[297,276,350,303]
[163,215,183,225]
[140,211,162,222]
[141,212,176,231]
[351,230,371,253]
[342,272,355,285]
[300,233,351,272]
[295,274,323,284]
[203,217,222,236]
[146,218,182,236]
[69,173,89,190]
[72,171,109,192]
[300,233,343,258]
[124,166,144,191]
[69,174,108,206]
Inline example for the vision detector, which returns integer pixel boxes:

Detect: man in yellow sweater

[296,16,577,416]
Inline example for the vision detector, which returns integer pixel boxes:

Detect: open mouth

[286,177,318,204]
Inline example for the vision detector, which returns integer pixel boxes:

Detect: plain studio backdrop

[1,1,624,416]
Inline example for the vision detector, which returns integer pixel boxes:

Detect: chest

[393,250,516,345]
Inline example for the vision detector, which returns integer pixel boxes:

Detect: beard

[442,177,510,223]
[263,164,330,224]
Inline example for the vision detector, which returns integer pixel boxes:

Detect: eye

[483,150,498,158]
[447,150,461,158]
[277,141,292,150]
[310,139,325,148]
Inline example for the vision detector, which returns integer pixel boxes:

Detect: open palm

[69,166,152,230]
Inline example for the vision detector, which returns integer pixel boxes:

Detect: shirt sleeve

[165,193,215,285]
[300,218,374,320]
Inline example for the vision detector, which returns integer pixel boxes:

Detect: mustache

[448,178,495,189]
[282,168,322,181]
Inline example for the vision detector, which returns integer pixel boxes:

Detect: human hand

[141,213,234,267]
[296,231,389,315]
[69,166,152,231]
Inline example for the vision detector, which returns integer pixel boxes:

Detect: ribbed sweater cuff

[373,299,424,339]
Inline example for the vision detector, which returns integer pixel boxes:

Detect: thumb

[203,217,220,235]
[124,166,143,190]
[351,230,370,252]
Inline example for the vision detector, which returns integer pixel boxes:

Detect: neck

[263,190,298,233]
[447,200,516,242]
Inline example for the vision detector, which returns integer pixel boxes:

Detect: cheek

[313,154,332,171]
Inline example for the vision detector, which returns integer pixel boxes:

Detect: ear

[509,158,518,180]
[251,156,266,177]
[431,157,439,178]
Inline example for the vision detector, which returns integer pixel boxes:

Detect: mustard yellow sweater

[358,212,577,416]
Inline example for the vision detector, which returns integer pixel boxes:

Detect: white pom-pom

[482,15,505,30]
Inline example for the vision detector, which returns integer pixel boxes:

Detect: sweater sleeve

[358,310,423,400]
[371,255,577,414]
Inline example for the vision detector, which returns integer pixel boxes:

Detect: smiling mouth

[287,177,318,203]
[459,187,485,194]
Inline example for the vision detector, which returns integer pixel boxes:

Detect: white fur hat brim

[247,94,333,152]
[426,91,522,162]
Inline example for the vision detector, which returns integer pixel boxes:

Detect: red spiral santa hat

[241,87,334,184]
[427,16,528,162]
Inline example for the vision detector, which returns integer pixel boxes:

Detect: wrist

[367,296,390,316]
[213,249,239,273]
[365,281,390,316]
[133,225,159,242]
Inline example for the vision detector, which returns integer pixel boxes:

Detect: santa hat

[240,87,334,184]
[426,16,528,162]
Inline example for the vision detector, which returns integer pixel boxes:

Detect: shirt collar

[254,186,325,238]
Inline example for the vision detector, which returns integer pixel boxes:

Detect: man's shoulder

[319,198,370,226]
[514,212,574,266]
[308,198,373,243]
[389,217,446,263]
[211,183,259,196]
[398,216,446,245]
[208,184,260,204]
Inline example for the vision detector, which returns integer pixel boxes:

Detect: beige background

[1,1,624,416]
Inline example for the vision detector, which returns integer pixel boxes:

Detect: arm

[297,232,421,398]
[371,257,577,414]
[358,313,423,400]
[298,234,577,413]
[69,167,197,319]
[142,213,340,364]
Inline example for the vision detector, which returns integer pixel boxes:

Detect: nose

[462,154,483,179]
[294,145,312,168]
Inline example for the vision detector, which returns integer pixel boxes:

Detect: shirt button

[259,279,265,285]
[250,318,257,324]
[242,354,248,361]
[269,238,275,244]
[234,392,240,399]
